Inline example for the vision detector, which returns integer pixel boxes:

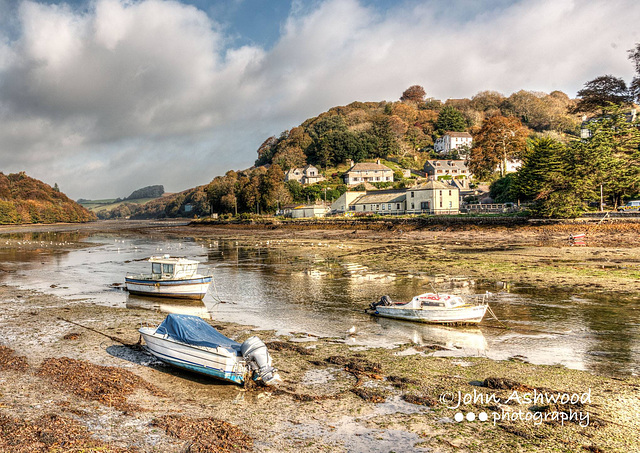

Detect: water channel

[1,230,638,377]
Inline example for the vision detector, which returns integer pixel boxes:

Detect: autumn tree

[469,115,530,179]
[572,75,631,113]
[400,85,426,103]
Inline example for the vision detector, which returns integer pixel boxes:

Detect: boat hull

[125,276,212,300]
[372,304,488,324]
[139,327,247,384]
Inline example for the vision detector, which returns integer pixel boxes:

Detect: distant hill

[124,185,164,200]
[0,172,95,224]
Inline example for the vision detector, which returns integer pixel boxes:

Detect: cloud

[0,0,639,199]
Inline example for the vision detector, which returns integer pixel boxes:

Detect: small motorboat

[125,255,212,299]
[366,292,488,324]
[139,314,280,386]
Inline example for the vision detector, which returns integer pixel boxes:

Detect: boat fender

[241,336,279,385]
[370,295,393,310]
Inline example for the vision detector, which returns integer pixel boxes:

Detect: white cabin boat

[125,255,212,299]
[139,314,279,386]
[367,293,488,324]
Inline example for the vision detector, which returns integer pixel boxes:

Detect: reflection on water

[0,231,638,376]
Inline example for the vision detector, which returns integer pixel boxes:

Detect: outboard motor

[370,295,393,310]
[241,336,280,385]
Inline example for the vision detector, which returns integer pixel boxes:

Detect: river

[0,228,638,377]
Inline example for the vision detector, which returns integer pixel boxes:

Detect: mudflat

[0,219,639,452]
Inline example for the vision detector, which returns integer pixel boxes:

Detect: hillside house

[343,159,394,185]
[424,160,470,179]
[434,131,473,156]
[284,165,325,185]
[406,180,459,214]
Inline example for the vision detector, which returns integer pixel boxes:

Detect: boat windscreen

[156,314,241,352]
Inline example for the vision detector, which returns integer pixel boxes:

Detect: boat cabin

[410,293,466,309]
[148,256,201,279]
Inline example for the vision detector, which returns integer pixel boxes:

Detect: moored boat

[366,293,488,324]
[139,313,279,386]
[125,255,212,300]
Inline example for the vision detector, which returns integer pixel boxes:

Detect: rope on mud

[486,305,508,329]
[57,317,142,349]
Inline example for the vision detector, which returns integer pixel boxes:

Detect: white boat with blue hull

[125,255,212,300]
[139,314,279,386]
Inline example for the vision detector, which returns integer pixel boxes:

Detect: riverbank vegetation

[0,172,95,224]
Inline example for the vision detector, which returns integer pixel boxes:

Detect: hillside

[255,88,579,171]
[0,172,95,224]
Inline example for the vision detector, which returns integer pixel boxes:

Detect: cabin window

[162,264,174,275]
[152,263,161,274]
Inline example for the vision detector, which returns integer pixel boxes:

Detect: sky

[0,0,639,200]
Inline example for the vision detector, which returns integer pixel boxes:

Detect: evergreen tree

[435,106,467,134]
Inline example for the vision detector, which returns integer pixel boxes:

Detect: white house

[343,159,394,185]
[434,131,473,156]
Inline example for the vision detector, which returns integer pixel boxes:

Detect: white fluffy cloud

[0,0,639,198]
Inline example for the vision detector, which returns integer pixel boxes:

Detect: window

[439,201,443,208]
[162,264,174,275]
[396,204,400,210]
[411,192,414,198]
[382,204,385,210]
[449,190,452,196]
[421,202,429,210]
[439,190,442,196]
[388,204,391,210]
[152,263,161,274]
[411,203,414,209]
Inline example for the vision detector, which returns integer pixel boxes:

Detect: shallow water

[0,230,638,376]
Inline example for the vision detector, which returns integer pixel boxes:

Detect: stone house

[343,159,394,185]
[284,165,325,185]
[405,180,459,214]
[424,160,470,179]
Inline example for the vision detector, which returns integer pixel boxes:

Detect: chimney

[347,159,354,167]
[376,158,381,165]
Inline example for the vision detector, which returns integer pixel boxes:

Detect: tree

[572,75,631,113]
[400,85,426,103]
[435,106,466,134]
[469,115,529,179]
[629,42,640,103]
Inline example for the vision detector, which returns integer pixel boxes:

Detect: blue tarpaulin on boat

[155,314,241,352]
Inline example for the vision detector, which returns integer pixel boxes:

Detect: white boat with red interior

[367,292,488,324]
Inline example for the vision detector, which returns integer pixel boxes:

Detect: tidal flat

[0,219,639,452]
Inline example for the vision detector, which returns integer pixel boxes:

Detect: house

[331,191,366,214]
[405,180,460,214]
[424,160,470,179]
[580,109,637,139]
[289,204,329,218]
[346,190,406,215]
[434,131,473,156]
[343,159,394,185]
[329,183,459,215]
[284,165,325,185]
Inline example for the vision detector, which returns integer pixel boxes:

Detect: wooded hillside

[0,172,95,224]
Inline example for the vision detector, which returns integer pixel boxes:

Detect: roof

[425,160,468,169]
[444,131,472,138]
[347,162,392,172]
[412,180,456,191]
[352,190,406,204]
[148,256,200,265]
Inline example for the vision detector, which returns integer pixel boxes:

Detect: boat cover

[155,314,241,352]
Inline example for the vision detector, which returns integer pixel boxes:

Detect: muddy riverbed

[0,220,639,452]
